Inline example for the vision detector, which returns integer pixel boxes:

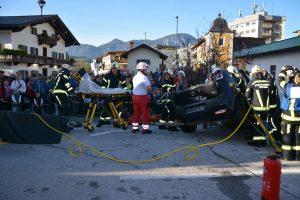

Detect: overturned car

[172,69,247,132]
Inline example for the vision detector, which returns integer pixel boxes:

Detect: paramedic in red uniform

[131,62,152,134]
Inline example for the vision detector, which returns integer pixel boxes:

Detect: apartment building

[228,11,286,43]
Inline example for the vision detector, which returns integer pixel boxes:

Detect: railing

[0,54,70,66]
[37,34,58,47]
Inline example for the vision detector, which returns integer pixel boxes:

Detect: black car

[174,70,247,132]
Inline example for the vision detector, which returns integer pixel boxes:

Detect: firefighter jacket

[160,78,176,94]
[229,73,245,93]
[278,70,300,123]
[52,69,73,95]
[101,71,126,89]
[265,72,279,109]
[245,73,271,112]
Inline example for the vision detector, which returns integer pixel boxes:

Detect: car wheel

[180,125,197,133]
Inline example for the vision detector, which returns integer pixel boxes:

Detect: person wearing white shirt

[132,62,152,134]
[11,73,26,95]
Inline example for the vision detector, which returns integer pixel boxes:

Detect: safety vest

[161,78,176,93]
[280,84,300,111]
[101,72,126,89]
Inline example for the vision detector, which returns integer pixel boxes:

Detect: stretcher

[81,93,131,132]
[74,69,131,132]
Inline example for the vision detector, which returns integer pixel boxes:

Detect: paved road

[1,121,300,200]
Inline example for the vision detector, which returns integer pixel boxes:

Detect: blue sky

[1,0,299,46]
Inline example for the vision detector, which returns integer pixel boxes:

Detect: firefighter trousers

[53,93,70,116]
[281,121,300,161]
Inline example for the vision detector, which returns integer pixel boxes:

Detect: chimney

[130,40,134,49]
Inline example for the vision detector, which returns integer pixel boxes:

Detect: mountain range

[67,33,197,59]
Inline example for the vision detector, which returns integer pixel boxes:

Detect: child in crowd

[11,90,22,112]
[33,92,44,114]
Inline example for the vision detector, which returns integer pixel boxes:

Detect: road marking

[91,130,126,136]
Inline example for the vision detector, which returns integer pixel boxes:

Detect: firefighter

[227,65,246,94]
[278,65,300,161]
[159,68,179,131]
[245,65,271,146]
[131,62,152,134]
[52,64,73,116]
[176,70,188,91]
[96,62,127,127]
[263,69,281,142]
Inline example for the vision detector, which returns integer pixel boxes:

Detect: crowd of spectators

[0,67,208,115]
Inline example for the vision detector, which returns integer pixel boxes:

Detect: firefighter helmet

[136,62,148,70]
[251,65,262,74]
[164,68,173,76]
[111,62,119,69]
[178,70,185,77]
[62,64,72,71]
[227,65,239,74]
[211,64,221,74]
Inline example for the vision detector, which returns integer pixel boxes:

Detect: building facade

[228,11,286,43]
[122,43,167,74]
[192,14,234,68]
[234,36,300,96]
[0,15,79,77]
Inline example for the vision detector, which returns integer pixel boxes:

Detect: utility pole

[175,16,179,68]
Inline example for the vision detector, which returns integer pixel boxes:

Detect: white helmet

[62,64,72,71]
[164,68,173,76]
[251,65,262,74]
[178,70,185,77]
[111,62,119,69]
[136,62,148,70]
[227,65,239,74]
[211,64,221,74]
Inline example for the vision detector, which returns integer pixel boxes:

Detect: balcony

[262,31,272,37]
[262,23,272,29]
[0,54,70,66]
[37,33,58,47]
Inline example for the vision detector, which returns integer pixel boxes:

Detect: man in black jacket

[96,62,127,127]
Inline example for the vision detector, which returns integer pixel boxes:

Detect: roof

[209,14,234,33]
[191,38,205,49]
[234,36,300,58]
[121,43,168,60]
[0,15,79,46]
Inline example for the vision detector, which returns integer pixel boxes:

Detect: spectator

[11,73,26,97]
[33,92,44,114]
[11,90,22,112]
[32,73,47,103]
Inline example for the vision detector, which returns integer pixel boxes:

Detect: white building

[0,15,79,77]
[234,36,300,96]
[121,43,167,74]
[228,11,286,43]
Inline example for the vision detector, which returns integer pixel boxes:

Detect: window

[30,47,38,55]
[252,21,256,25]
[270,65,276,77]
[137,59,150,65]
[246,22,250,26]
[31,27,37,35]
[52,51,58,58]
[58,53,64,59]
[240,31,244,35]
[246,30,250,34]
[18,45,28,52]
[251,29,256,33]
[235,25,239,29]
[42,30,47,34]
[218,37,224,46]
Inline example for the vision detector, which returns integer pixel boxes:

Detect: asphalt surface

[1,121,300,200]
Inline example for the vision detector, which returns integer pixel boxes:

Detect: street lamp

[175,16,179,67]
[38,0,46,15]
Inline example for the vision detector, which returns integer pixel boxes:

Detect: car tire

[180,125,197,133]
